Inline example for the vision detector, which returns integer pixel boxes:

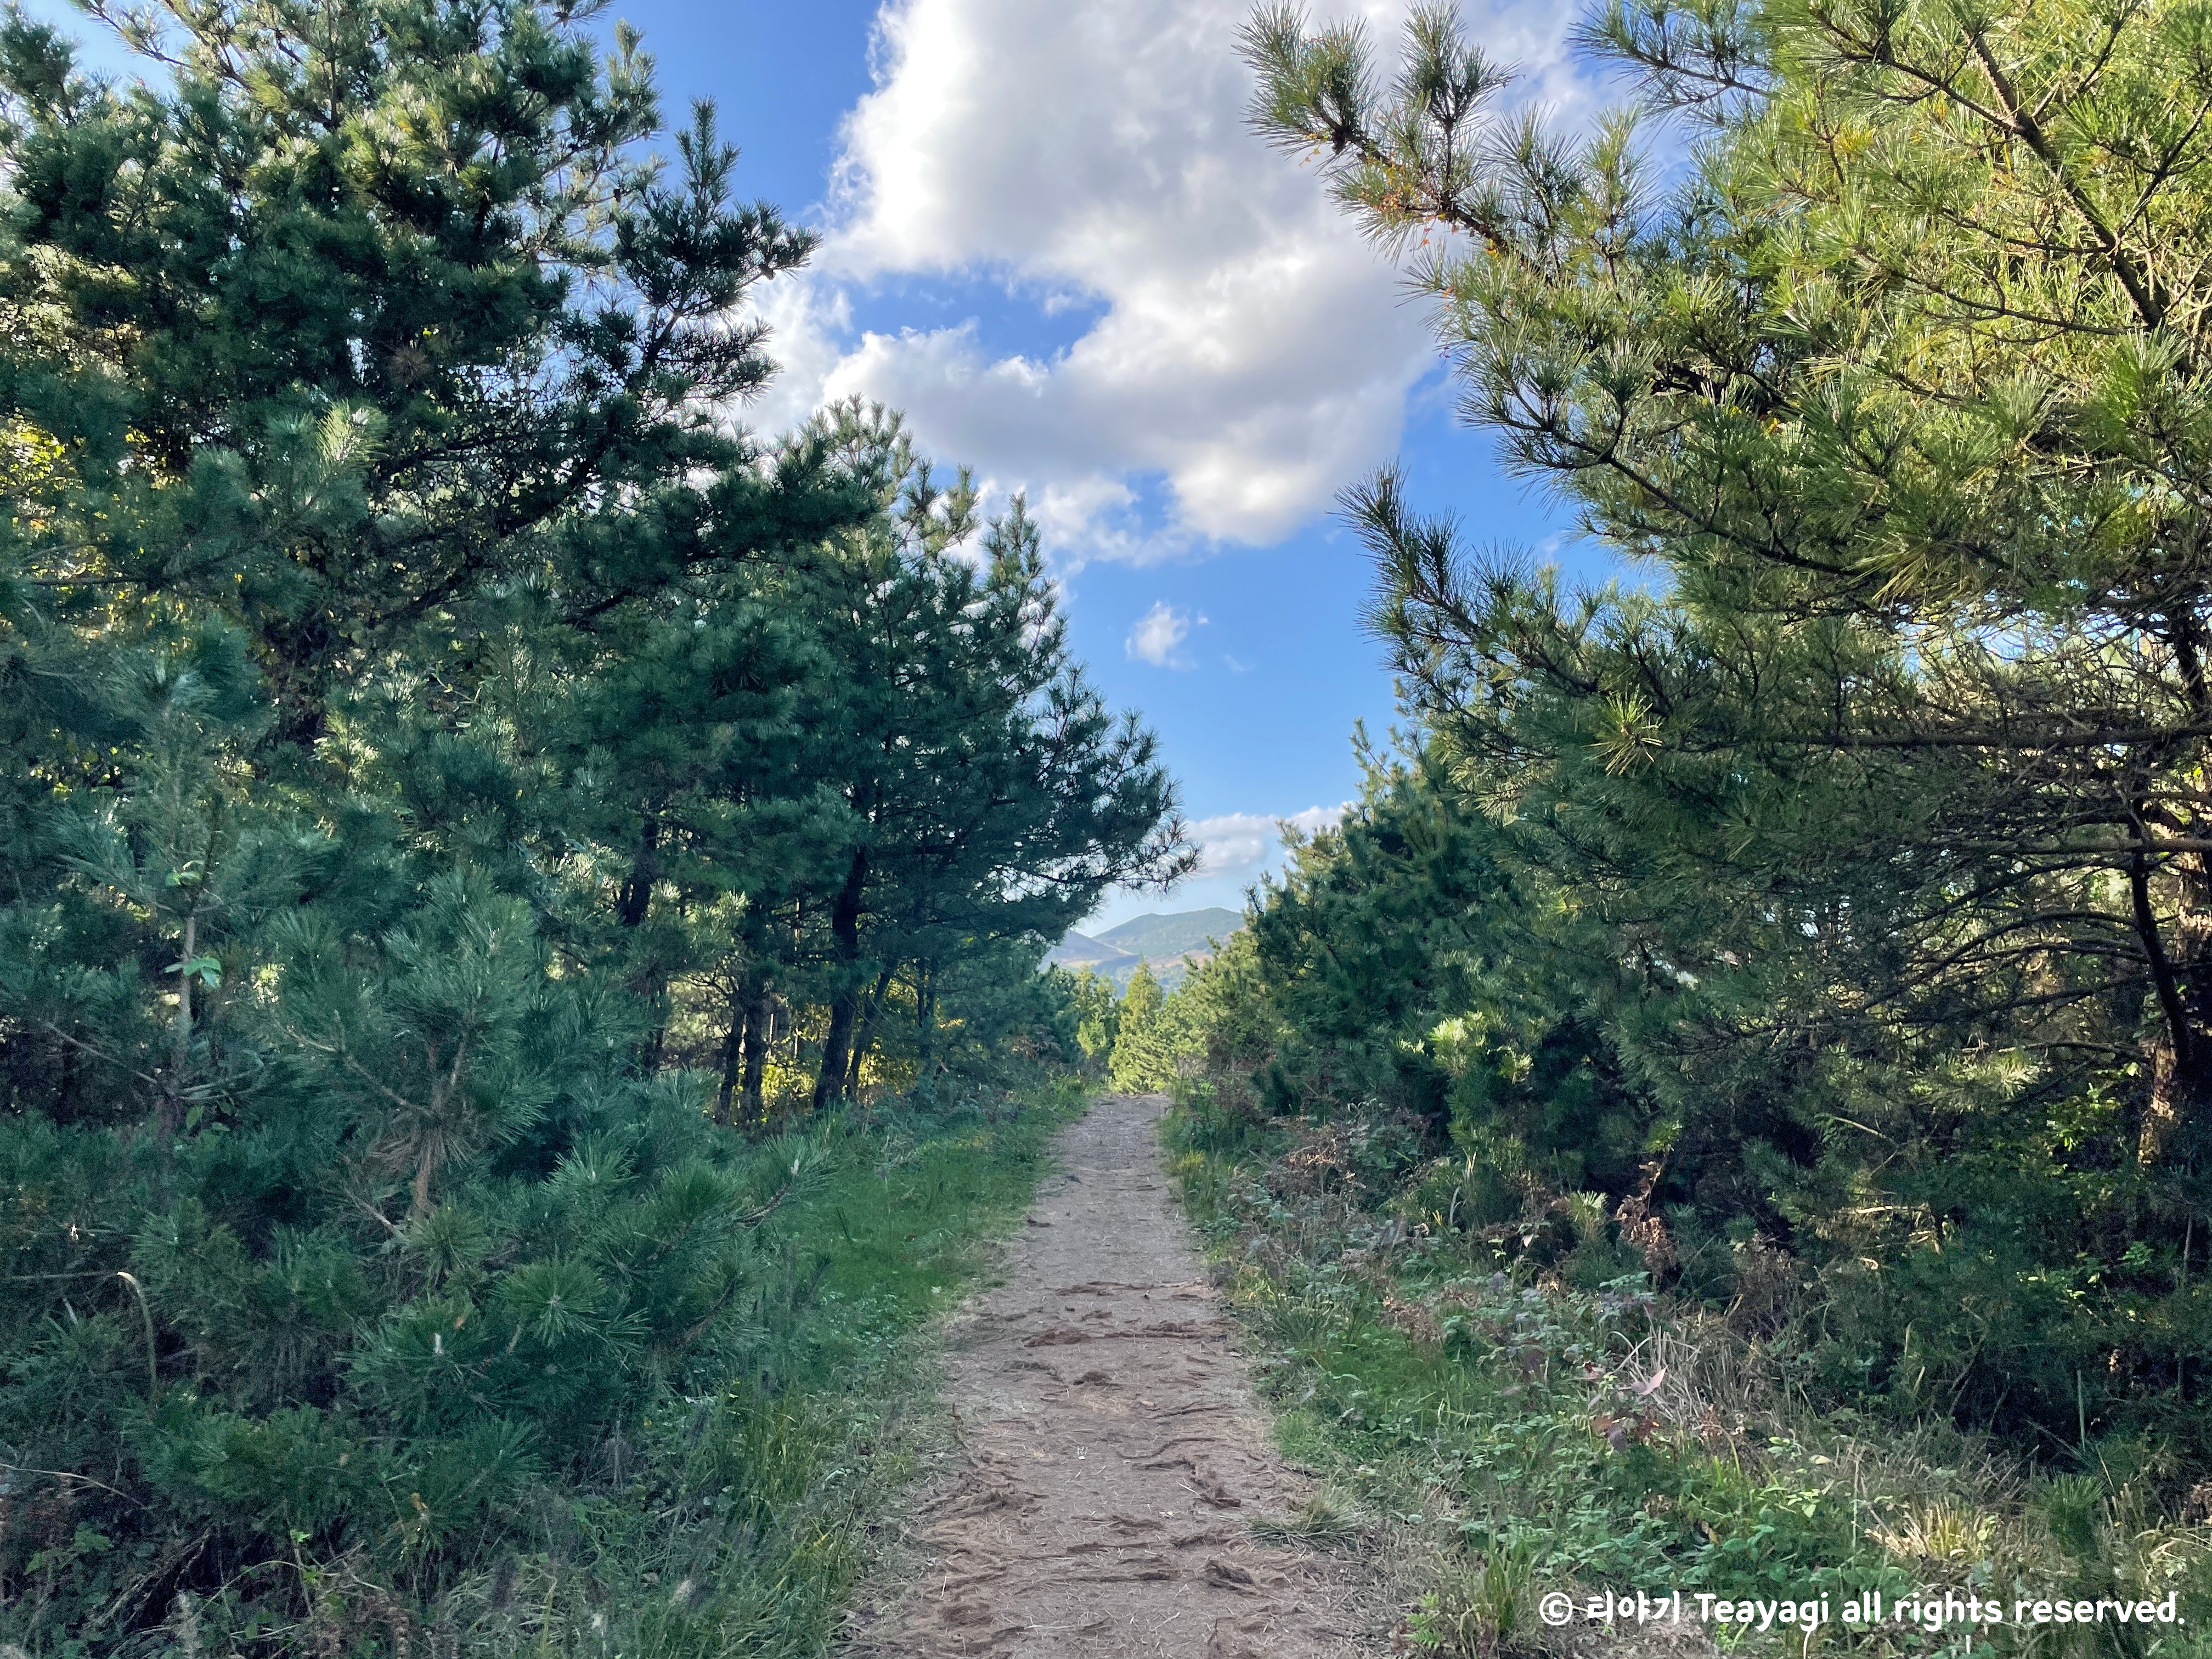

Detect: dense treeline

[0,1,1183,1646]
[1124,0,2212,1492]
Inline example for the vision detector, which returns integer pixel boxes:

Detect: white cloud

[1078,800,1354,932]
[751,0,1595,565]
[1189,803,1348,879]
[1126,601,1204,667]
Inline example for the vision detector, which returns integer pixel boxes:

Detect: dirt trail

[849,1093,1374,1659]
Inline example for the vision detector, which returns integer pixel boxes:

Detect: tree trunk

[411,1144,438,1220]
[616,816,659,928]
[715,976,745,1127]
[160,912,196,1139]
[2132,833,2212,1163]
[847,964,896,1100]
[618,815,668,1068]
[916,965,937,1074]
[740,987,771,1122]
[2143,628,2212,1164]
[812,849,869,1111]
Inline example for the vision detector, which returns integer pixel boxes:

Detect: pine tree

[1070,969,1121,1066]
[742,401,1193,1110]
[1238,0,2212,1460]
[0,4,1187,1645]
[1244,0,2212,1156]
[0,1,834,745]
[1108,963,1173,1093]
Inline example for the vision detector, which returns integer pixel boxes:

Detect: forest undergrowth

[1161,1094,2212,1659]
[425,1082,1086,1659]
[7,1081,1080,1658]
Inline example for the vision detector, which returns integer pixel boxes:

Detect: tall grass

[435,1085,1084,1659]
[1162,1096,2212,1659]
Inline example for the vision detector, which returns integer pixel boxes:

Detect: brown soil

[847,1093,1376,1659]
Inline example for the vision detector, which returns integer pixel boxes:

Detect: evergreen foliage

[1220,0,2212,1486]
[1068,968,1120,1066]
[1105,962,1172,1093]
[0,3,1185,1646]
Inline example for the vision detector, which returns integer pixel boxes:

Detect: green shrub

[3,1082,1079,1652]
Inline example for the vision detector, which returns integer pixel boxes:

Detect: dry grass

[1167,1107,2212,1659]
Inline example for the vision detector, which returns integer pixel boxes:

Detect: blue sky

[31,0,1618,932]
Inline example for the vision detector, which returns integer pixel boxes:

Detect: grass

[419,1080,1087,1658]
[1161,1098,2212,1659]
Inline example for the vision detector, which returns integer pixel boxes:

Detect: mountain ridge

[1046,906,1243,989]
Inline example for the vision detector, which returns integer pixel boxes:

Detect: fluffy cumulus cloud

[1126,601,1203,667]
[1189,804,1347,879]
[752,0,1593,564]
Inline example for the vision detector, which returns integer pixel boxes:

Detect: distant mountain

[1043,930,1138,974]
[1092,909,1242,963]
[1045,907,1243,989]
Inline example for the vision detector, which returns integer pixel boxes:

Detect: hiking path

[845,1092,1376,1658]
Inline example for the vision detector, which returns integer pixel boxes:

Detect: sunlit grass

[1162,1098,2212,1658]
[436,1082,1087,1657]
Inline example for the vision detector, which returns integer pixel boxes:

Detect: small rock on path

[849,1093,1375,1659]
